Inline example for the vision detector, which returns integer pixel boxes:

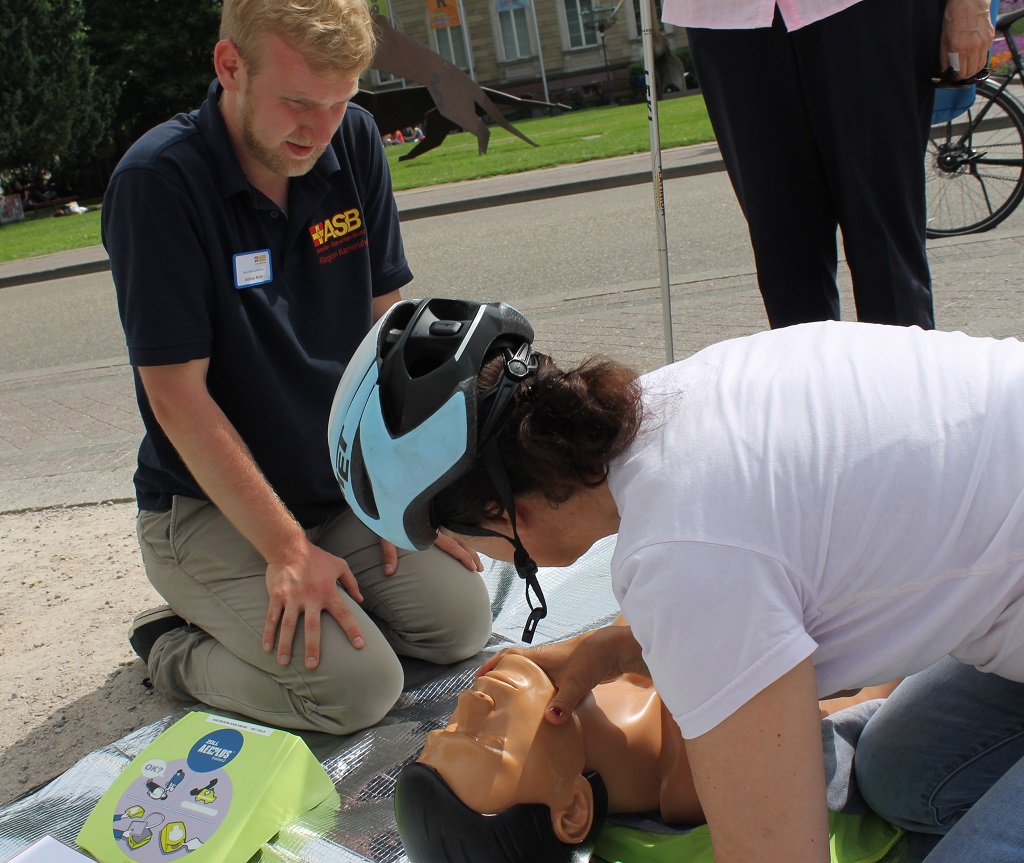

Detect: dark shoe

[129,605,186,665]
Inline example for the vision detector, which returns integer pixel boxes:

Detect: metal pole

[455,0,476,80]
[638,0,675,365]
[527,0,550,103]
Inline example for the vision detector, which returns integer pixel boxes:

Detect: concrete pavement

[3,138,1024,514]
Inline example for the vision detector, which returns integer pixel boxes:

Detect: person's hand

[941,0,995,79]
[263,539,366,669]
[477,624,650,723]
[380,538,398,576]
[376,534,482,579]
[434,531,484,572]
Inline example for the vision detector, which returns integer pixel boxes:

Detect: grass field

[0,208,105,264]
[0,94,712,264]
[384,94,713,190]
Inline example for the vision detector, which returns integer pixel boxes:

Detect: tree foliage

[0,0,112,184]
[0,0,221,193]
[84,0,222,153]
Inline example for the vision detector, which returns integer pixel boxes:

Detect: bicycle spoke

[968,164,997,217]
[926,79,1024,237]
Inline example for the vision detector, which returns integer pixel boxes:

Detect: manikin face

[418,654,587,816]
[225,33,359,182]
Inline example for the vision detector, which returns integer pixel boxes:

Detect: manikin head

[394,654,608,863]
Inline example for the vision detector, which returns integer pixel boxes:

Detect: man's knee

[313,680,402,735]
[299,644,406,735]
[424,589,492,664]
[396,561,492,664]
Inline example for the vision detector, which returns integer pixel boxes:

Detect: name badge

[233,249,273,289]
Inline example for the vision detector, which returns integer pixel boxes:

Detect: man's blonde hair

[221,0,377,78]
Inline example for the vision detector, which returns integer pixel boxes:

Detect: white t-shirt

[609,322,1024,739]
[661,0,862,31]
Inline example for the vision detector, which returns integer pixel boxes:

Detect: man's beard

[239,95,325,178]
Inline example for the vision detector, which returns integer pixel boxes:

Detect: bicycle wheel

[925,79,1024,238]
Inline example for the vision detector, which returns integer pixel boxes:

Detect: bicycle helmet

[327,298,548,641]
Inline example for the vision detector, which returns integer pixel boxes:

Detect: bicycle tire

[925,78,1024,238]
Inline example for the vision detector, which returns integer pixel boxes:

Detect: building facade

[366,0,685,106]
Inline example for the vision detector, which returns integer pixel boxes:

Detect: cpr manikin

[395,653,707,863]
[394,653,898,863]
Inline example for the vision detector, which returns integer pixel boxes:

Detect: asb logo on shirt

[309,208,362,247]
[309,207,369,266]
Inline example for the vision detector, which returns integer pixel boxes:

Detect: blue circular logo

[187,728,244,773]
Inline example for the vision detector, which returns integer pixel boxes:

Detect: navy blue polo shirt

[105,80,412,527]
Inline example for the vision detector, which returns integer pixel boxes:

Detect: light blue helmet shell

[327,299,533,551]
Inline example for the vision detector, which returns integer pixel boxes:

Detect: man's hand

[263,539,366,669]
[435,532,484,572]
[942,0,995,79]
[477,624,649,723]
[376,534,483,581]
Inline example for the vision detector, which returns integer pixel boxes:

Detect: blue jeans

[854,657,1024,862]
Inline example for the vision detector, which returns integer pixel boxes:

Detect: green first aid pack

[76,711,335,863]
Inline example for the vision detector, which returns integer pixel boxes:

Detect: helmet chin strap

[445,341,548,643]
[447,439,548,644]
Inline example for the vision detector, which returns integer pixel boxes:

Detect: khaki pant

[137,496,491,735]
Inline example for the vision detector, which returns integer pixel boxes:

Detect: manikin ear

[549,774,595,845]
[213,39,245,92]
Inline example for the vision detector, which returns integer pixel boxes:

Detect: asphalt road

[400,170,753,307]
[8,162,1024,383]
[0,171,754,380]
[5,166,1024,513]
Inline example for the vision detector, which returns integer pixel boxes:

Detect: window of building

[563,0,599,49]
[498,4,532,61]
[433,23,469,69]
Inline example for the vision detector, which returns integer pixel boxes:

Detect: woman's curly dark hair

[431,351,643,529]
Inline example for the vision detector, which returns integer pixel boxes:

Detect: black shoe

[129,606,186,665]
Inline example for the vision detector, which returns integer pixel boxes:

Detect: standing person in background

[105,0,490,737]
[662,0,994,329]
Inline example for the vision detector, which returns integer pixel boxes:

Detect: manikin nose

[455,688,494,727]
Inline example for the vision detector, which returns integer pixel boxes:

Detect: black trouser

[687,0,943,329]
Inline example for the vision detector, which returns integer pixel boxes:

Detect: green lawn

[384,94,713,190]
[0,207,105,264]
[0,94,712,264]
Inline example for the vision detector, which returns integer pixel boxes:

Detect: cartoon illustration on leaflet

[159,821,204,853]
[190,778,218,805]
[117,812,165,850]
[145,768,186,800]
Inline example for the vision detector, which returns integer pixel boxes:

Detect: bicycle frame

[925,12,1024,237]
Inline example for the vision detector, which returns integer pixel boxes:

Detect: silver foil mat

[0,538,619,863]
